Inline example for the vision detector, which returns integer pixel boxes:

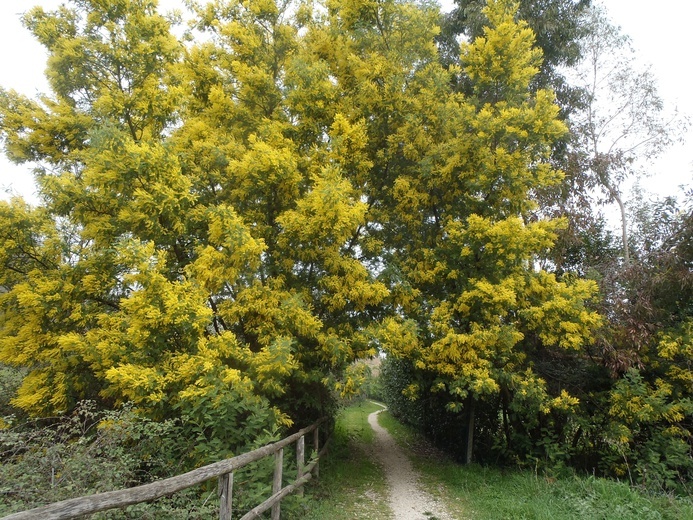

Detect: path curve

[366,405,452,520]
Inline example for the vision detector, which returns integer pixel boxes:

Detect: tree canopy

[0,0,593,451]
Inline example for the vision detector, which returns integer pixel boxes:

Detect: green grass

[295,406,693,519]
[288,400,392,520]
[378,410,693,520]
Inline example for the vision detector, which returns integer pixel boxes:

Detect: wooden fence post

[296,436,305,497]
[313,427,320,479]
[271,448,283,520]
[218,472,233,520]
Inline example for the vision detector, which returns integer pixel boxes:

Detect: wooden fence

[3,418,327,520]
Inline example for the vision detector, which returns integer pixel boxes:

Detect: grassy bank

[378,411,693,520]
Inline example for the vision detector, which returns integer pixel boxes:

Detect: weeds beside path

[378,410,693,520]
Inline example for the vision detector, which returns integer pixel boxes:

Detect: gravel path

[366,406,453,520]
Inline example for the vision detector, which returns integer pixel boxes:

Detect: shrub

[0,401,184,516]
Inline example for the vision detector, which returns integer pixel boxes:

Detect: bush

[0,401,186,516]
[598,369,693,493]
[0,400,322,518]
[0,363,26,421]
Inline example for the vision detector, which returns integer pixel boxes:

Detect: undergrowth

[379,410,693,520]
[0,399,303,518]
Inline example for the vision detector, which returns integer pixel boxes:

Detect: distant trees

[567,4,685,265]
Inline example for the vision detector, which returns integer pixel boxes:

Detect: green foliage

[0,396,328,518]
[0,401,190,517]
[0,363,26,421]
[601,369,693,492]
[379,411,693,520]
[379,356,426,428]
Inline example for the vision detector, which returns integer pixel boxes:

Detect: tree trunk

[612,189,630,265]
[465,396,475,465]
[599,173,631,265]
[501,388,512,452]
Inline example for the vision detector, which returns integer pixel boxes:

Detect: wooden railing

[3,418,327,520]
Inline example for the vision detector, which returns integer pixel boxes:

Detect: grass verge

[288,400,392,520]
[378,411,693,520]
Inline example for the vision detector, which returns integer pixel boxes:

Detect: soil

[366,407,453,520]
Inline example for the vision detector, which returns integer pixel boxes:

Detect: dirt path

[366,405,453,520]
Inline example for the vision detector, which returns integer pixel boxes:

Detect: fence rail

[3,418,327,520]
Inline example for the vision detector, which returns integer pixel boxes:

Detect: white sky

[0,0,691,208]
